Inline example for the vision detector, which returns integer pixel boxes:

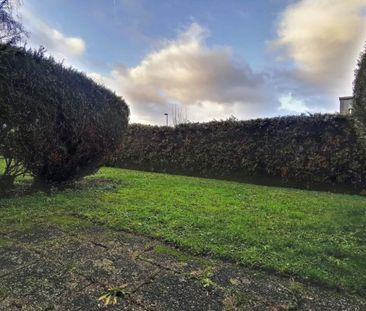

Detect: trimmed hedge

[112,114,366,193]
[0,44,129,186]
[354,45,366,128]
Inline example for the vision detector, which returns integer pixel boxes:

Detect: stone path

[0,223,365,310]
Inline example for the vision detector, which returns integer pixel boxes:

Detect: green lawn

[0,166,365,294]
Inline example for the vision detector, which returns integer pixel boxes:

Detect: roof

[339,96,353,100]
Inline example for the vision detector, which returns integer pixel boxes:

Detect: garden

[1,3,366,309]
[1,166,366,309]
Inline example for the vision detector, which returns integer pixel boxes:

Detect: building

[339,96,353,115]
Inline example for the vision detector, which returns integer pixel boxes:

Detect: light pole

[164,113,168,126]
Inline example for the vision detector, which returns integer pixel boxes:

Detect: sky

[18,0,366,125]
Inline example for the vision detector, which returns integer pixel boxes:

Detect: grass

[0,165,366,294]
[154,245,193,262]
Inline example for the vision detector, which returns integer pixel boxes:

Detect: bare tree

[0,0,27,45]
[171,104,188,127]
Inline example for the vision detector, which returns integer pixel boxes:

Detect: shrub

[353,45,366,130]
[0,122,27,188]
[0,44,129,187]
[112,115,366,193]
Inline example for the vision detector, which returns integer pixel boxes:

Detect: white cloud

[278,93,308,114]
[91,23,277,124]
[20,9,86,63]
[271,0,366,95]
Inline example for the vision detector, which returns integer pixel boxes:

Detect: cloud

[90,23,277,124]
[270,0,366,95]
[21,9,86,62]
[278,93,308,114]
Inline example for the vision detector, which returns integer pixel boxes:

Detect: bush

[0,124,27,188]
[0,44,129,187]
[353,45,366,129]
[112,115,366,193]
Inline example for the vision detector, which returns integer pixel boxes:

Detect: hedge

[0,44,129,187]
[111,114,366,193]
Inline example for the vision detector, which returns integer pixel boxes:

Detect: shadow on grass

[111,165,366,196]
[0,178,120,199]
[0,180,36,198]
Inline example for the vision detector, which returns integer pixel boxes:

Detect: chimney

[339,96,353,115]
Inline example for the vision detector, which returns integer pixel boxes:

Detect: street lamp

[164,113,168,126]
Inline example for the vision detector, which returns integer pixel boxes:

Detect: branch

[0,0,9,10]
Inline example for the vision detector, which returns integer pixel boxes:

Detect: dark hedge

[0,44,129,186]
[112,114,366,193]
[353,45,366,146]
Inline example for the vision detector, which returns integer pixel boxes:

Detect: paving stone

[134,270,224,311]
[57,283,147,311]
[36,229,153,264]
[0,297,31,311]
[77,229,159,257]
[42,231,160,291]
[6,224,65,245]
[27,232,160,293]
[30,234,107,266]
[0,259,93,310]
[0,265,146,311]
[75,252,160,293]
[138,243,215,276]
[0,245,39,277]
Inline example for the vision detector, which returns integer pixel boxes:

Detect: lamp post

[164,113,168,126]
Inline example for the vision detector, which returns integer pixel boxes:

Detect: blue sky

[20,0,366,124]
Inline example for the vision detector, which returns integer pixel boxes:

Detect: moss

[0,237,10,247]
[155,245,215,270]
[46,214,91,229]
[155,245,192,262]
[0,286,8,299]
[233,291,250,305]
[288,280,305,295]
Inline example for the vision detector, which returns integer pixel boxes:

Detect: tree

[0,123,28,188]
[0,0,26,45]
[0,1,27,190]
[353,45,366,129]
[171,104,188,127]
[0,44,28,190]
[0,44,129,190]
